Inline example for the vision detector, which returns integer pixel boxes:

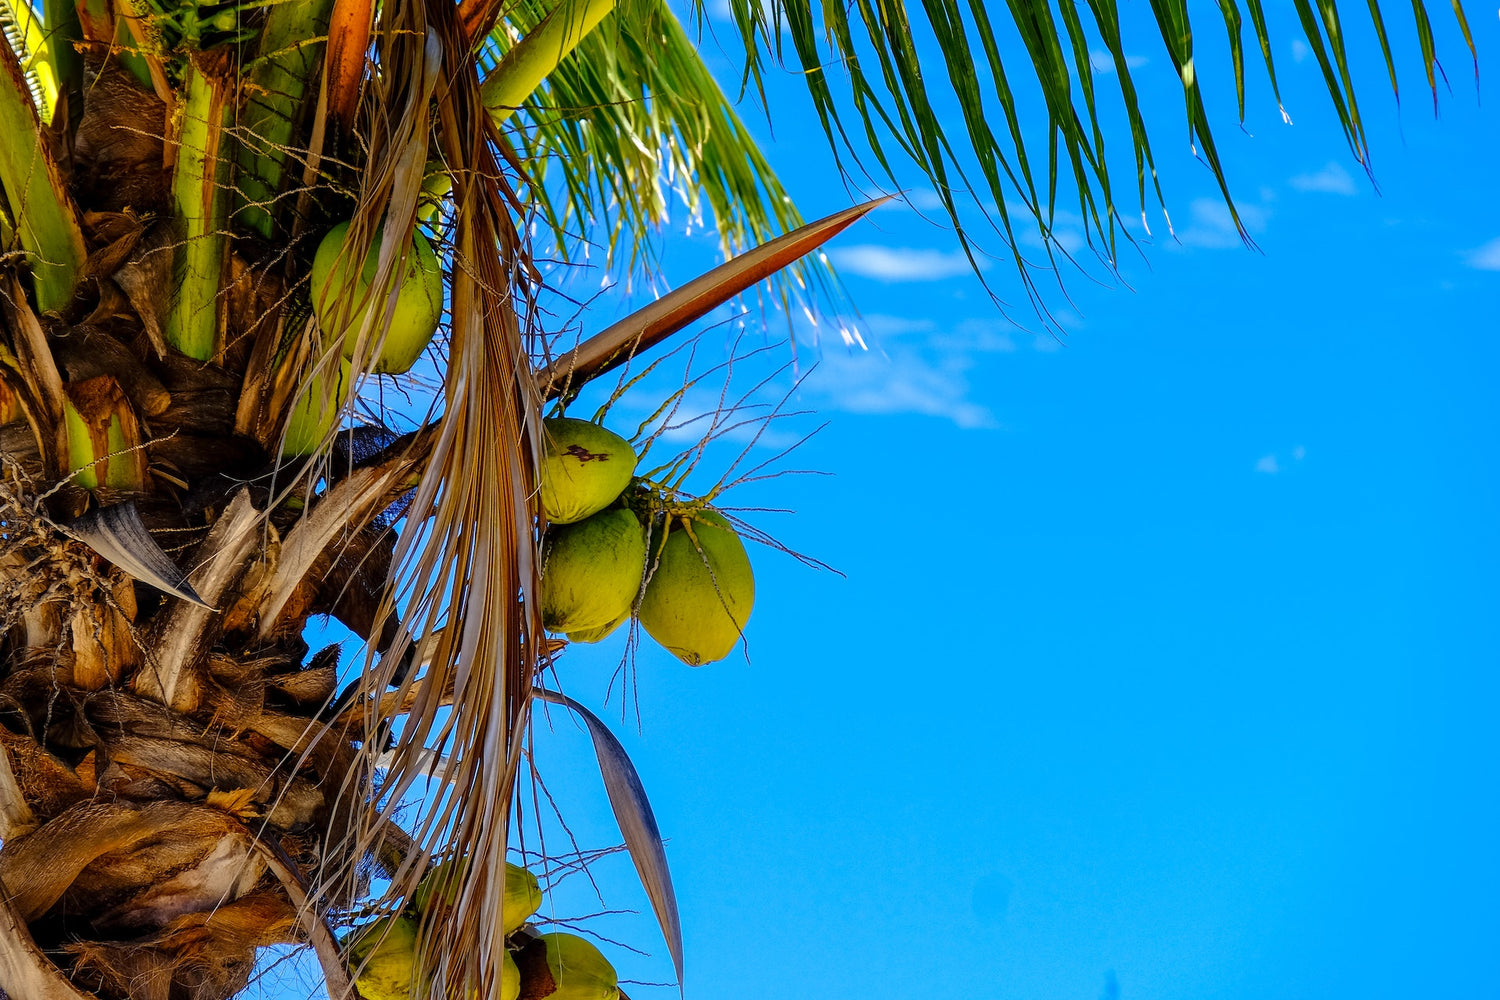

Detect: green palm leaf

[712,0,1472,298]
[479,0,807,276]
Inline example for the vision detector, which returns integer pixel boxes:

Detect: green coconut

[638,508,755,666]
[565,609,630,644]
[541,509,646,636]
[502,949,521,1000]
[540,417,637,524]
[310,221,443,374]
[537,932,619,1000]
[280,357,351,457]
[411,859,542,937]
[345,915,424,1000]
[418,161,452,225]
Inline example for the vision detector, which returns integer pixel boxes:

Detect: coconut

[310,221,443,374]
[418,161,452,225]
[540,418,636,524]
[638,508,755,666]
[280,357,351,457]
[565,609,630,644]
[535,932,619,1000]
[502,949,521,1000]
[541,509,646,636]
[345,915,424,1000]
[411,858,541,937]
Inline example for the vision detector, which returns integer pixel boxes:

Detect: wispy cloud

[946,317,1020,354]
[1256,446,1306,475]
[803,345,998,429]
[1465,237,1500,271]
[1177,197,1271,250]
[1291,39,1310,63]
[1290,162,1358,196]
[829,244,982,281]
[1089,50,1149,73]
[897,188,949,212]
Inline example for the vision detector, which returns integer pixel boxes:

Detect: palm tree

[0,1,1475,998]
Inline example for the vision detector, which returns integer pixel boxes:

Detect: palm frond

[537,197,889,399]
[479,0,811,279]
[0,0,56,122]
[708,0,1474,312]
[0,29,83,314]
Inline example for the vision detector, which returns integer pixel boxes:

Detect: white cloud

[1293,445,1306,461]
[947,317,1019,353]
[1177,197,1271,250]
[1256,454,1280,474]
[829,245,982,282]
[1089,50,1149,73]
[1465,237,1500,271]
[1290,162,1358,196]
[1291,39,1310,63]
[899,188,949,212]
[805,346,998,429]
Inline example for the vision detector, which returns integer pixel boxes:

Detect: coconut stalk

[166,55,233,360]
[0,31,83,314]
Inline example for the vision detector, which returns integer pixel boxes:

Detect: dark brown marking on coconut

[513,936,556,1000]
[564,444,611,463]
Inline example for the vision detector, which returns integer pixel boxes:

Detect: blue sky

[510,7,1500,1000]
[265,6,1499,1000]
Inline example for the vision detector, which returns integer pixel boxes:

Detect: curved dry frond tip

[534,687,684,987]
[704,0,1474,300]
[536,197,890,400]
[61,502,209,607]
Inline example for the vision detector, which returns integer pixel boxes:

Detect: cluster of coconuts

[345,860,621,1000]
[539,417,756,666]
[283,221,444,455]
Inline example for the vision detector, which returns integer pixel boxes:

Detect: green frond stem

[63,380,146,491]
[0,32,84,313]
[234,0,338,239]
[479,0,618,123]
[166,58,233,361]
[0,0,57,122]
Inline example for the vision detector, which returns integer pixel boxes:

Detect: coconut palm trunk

[0,0,1476,997]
